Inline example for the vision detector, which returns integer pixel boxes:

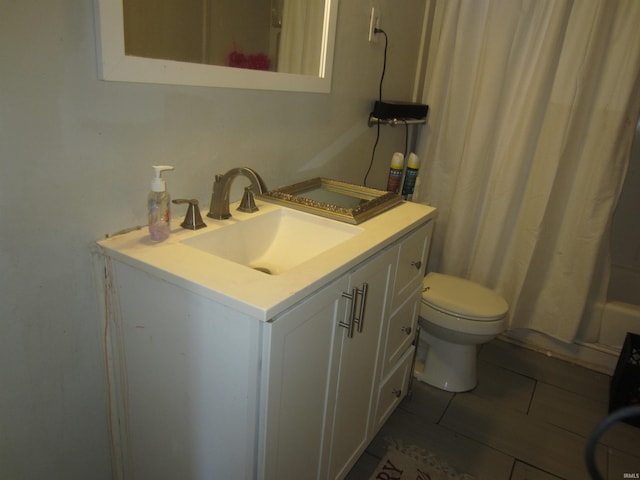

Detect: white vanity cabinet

[259,222,433,480]
[260,246,396,480]
[97,202,435,480]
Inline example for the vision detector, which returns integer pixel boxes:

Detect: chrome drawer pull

[401,326,412,335]
[340,287,358,338]
[392,388,402,398]
[411,260,422,270]
[353,283,369,333]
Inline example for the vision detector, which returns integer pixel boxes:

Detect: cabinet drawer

[392,222,433,309]
[374,346,415,431]
[382,291,420,378]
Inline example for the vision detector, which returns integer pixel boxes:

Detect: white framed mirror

[94,0,339,93]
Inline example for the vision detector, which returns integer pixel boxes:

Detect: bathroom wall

[0,0,428,477]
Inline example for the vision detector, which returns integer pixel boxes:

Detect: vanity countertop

[97,200,436,321]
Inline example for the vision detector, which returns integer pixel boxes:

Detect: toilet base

[414,330,478,392]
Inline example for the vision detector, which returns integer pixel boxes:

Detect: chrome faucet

[207,167,268,220]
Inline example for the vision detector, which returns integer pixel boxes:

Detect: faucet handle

[172,199,207,230]
[237,186,259,213]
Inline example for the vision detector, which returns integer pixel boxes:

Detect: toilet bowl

[414,272,508,392]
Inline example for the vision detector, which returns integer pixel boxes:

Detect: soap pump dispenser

[148,165,174,242]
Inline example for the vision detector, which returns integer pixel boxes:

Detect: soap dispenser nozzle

[151,165,175,192]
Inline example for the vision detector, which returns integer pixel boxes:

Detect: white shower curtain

[414,0,640,342]
[277,0,325,75]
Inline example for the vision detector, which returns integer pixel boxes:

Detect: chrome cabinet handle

[354,283,369,333]
[392,388,402,398]
[401,326,412,335]
[340,287,358,338]
[411,260,422,270]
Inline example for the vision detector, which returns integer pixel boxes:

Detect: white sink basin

[181,208,363,275]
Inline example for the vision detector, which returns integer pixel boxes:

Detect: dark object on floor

[609,332,640,428]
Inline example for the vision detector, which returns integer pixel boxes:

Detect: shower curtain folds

[414,0,640,342]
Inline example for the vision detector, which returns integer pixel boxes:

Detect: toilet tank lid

[422,273,509,320]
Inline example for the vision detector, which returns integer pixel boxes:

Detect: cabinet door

[327,247,397,480]
[260,275,349,480]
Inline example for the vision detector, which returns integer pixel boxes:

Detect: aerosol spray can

[386,152,405,194]
[401,153,420,200]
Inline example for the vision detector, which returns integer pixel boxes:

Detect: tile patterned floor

[347,339,640,480]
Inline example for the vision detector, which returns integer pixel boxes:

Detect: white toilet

[414,272,509,392]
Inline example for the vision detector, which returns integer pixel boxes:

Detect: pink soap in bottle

[148,165,174,242]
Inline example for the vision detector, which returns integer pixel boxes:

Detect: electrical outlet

[368,7,380,42]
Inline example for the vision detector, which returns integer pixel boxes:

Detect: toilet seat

[422,272,508,321]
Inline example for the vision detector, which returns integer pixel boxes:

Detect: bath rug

[369,441,476,480]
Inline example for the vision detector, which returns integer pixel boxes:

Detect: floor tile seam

[526,395,600,439]
[435,391,456,425]
[479,350,610,394]
[436,421,576,479]
[462,389,533,417]
[425,393,599,477]
[438,414,517,458]
[508,459,516,480]
[360,450,384,463]
[397,400,449,427]
[442,396,598,461]
[584,444,613,480]
[477,345,553,376]
[444,391,537,439]
[526,379,537,414]
[511,459,567,480]
[526,404,620,446]
[602,448,611,480]
[533,377,611,406]
[439,416,583,456]
[526,413,597,443]
[518,407,601,444]
[600,440,640,461]
[435,421,517,462]
[469,380,606,438]
[526,393,623,443]
[477,358,539,384]
[438,423,590,480]
[514,372,608,401]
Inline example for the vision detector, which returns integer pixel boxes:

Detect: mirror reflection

[123,0,325,76]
